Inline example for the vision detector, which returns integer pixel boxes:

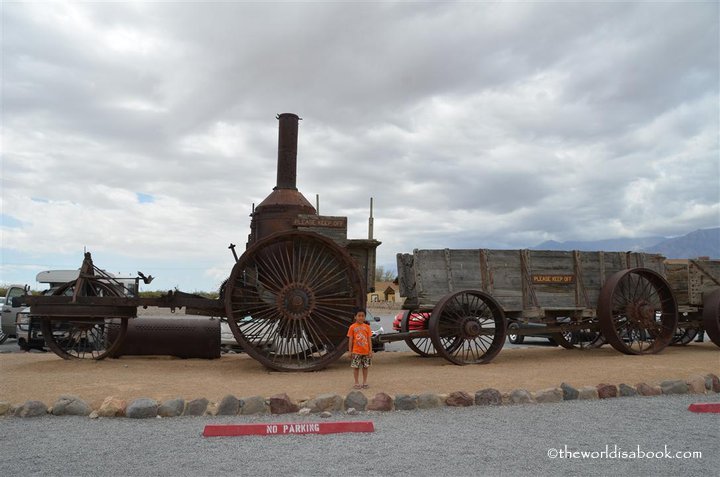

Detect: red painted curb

[203,421,375,437]
[688,403,720,413]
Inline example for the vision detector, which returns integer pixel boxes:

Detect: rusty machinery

[21,113,383,370]
[16,114,720,369]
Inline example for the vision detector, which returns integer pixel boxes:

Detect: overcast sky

[1,1,718,292]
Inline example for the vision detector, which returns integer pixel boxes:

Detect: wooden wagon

[395,248,702,365]
[665,258,720,346]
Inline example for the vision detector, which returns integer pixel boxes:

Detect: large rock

[416,393,443,409]
[706,373,720,393]
[184,398,209,416]
[509,389,534,404]
[269,393,299,414]
[560,382,579,401]
[660,380,688,395]
[577,387,599,400]
[0,401,11,416]
[534,388,563,403]
[97,397,126,417]
[618,384,638,397]
[126,398,158,419]
[366,393,393,411]
[239,396,268,415]
[344,391,368,411]
[305,394,343,413]
[686,375,707,395]
[52,395,92,416]
[158,398,185,417]
[394,394,418,411]
[446,391,474,407]
[636,383,662,396]
[216,395,240,416]
[596,383,618,399]
[475,389,502,406]
[14,400,48,418]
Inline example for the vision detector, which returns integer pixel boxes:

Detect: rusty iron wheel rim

[401,310,458,357]
[428,289,506,365]
[41,279,128,360]
[702,288,720,347]
[224,231,364,371]
[598,268,677,355]
[670,324,699,346]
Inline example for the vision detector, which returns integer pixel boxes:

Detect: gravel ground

[1,394,718,477]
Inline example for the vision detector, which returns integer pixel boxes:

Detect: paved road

[1,394,717,477]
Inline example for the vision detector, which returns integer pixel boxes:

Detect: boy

[347,308,372,389]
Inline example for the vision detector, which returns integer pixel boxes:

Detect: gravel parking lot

[1,394,718,477]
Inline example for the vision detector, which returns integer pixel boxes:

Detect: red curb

[202,421,375,437]
[687,403,720,413]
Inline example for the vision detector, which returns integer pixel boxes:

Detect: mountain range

[532,227,719,259]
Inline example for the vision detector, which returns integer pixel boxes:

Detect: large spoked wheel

[429,289,506,365]
[670,324,699,346]
[703,288,720,347]
[598,268,677,355]
[553,320,605,349]
[223,231,364,371]
[41,280,128,360]
[401,311,436,357]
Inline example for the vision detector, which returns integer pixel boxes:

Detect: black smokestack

[275,113,300,190]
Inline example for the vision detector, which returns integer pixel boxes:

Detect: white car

[220,312,385,353]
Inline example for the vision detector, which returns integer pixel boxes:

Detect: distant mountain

[533,236,666,252]
[643,228,719,259]
[532,228,719,259]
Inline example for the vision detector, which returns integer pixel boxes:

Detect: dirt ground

[2,342,718,409]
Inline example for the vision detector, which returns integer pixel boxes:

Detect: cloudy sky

[1,1,718,292]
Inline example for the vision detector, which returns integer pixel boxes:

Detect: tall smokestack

[275,113,300,190]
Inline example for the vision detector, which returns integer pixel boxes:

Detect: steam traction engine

[22,113,380,371]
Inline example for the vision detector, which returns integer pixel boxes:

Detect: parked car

[392,311,429,332]
[506,321,559,345]
[366,310,385,352]
[1,285,29,344]
[221,311,385,353]
[15,307,48,352]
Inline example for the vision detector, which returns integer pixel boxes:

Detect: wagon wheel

[401,310,461,357]
[598,268,677,355]
[41,279,128,360]
[429,289,506,365]
[702,288,720,347]
[553,321,605,349]
[670,324,699,346]
[223,231,364,371]
[401,310,435,357]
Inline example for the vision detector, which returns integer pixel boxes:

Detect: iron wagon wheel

[670,325,699,346]
[223,231,364,371]
[401,310,461,357]
[702,288,720,347]
[553,320,604,350]
[598,268,677,355]
[428,289,506,365]
[41,280,128,360]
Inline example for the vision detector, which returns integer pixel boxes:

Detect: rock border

[1,373,718,419]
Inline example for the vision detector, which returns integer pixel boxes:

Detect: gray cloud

[2,1,717,290]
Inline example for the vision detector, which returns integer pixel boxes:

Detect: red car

[392,311,429,332]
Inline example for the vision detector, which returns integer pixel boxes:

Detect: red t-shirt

[347,322,372,355]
